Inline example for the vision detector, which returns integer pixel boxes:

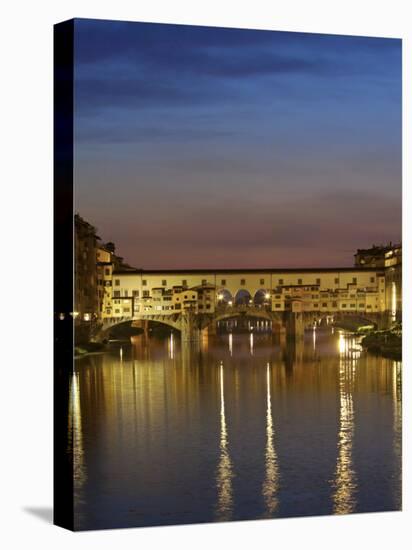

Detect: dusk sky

[74,19,401,269]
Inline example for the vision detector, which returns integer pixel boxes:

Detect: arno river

[71,327,401,530]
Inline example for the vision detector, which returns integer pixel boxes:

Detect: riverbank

[360,327,402,361]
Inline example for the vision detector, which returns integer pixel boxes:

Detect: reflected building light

[215,362,234,521]
[120,346,123,362]
[312,326,317,351]
[392,361,402,510]
[250,333,254,355]
[262,363,279,516]
[339,332,362,365]
[68,372,87,508]
[338,331,346,355]
[168,333,174,359]
[391,282,397,323]
[229,333,233,356]
[332,356,357,514]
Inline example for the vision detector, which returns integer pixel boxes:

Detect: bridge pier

[285,311,304,340]
[271,321,286,344]
[180,312,201,342]
[203,321,217,337]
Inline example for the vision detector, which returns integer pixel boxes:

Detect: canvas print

[54,18,402,531]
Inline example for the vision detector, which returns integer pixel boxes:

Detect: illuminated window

[124,290,128,297]
[133,290,139,297]
[113,290,120,298]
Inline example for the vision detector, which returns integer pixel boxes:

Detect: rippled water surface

[71,329,401,530]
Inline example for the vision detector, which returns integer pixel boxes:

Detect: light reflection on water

[393,360,402,510]
[68,372,87,526]
[262,363,279,517]
[332,333,359,514]
[72,329,402,530]
[215,362,234,520]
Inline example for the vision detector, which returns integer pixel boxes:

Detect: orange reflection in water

[215,362,234,521]
[68,372,87,519]
[262,363,279,516]
[332,333,359,515]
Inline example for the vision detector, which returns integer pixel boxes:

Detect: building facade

[106,267,387,320]
[74,214,99,321]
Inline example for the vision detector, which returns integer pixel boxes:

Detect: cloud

[74,19,401,117]
[83,188,400,268]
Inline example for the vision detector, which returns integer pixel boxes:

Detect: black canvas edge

[53,18,75,531]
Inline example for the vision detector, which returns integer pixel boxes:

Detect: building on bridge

[104,267,389,324]
[354,242,402,323]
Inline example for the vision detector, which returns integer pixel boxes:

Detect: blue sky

[74,19,401,268]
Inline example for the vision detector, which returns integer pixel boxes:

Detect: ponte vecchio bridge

[97,266,397,341]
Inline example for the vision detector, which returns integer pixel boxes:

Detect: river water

[71,328,402,530]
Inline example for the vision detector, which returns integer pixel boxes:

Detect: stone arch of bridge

[212,309,282,326]
[333,311,381,328]
[234,288,253,305]
[216,288,234,304]
[253,288,271,305]
[301,311,381,330]
[100,316,181,335]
